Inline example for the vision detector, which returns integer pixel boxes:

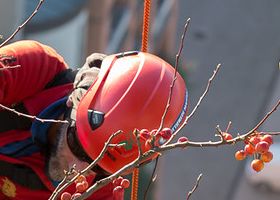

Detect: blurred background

[0,0,279,199]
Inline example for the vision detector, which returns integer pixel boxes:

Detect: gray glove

[67,53,106,108]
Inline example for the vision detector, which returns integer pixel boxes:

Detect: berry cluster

[60,175,89,200]
[112,176,130,199]
[139,128,189,148]
[235,133,274,172]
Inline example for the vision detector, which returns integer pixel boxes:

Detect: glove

[67,53,106,108]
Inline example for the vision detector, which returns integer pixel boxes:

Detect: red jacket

[0,40,116,200]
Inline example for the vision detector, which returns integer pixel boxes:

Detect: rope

[131,168,140,200]
[141,0,151,52]
[131,1,151,199]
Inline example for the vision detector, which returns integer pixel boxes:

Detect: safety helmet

[75,51,188,174]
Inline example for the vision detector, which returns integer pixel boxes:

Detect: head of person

[47,52,188,180]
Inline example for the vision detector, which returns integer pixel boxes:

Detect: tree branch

[49,130,123,200]
[0,103,69,124]
[186,173,203,200]
[165,63,222,145]
[0,0,45,48]
[158,18,191,131]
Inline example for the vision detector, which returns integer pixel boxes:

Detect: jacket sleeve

[0,40,68,106]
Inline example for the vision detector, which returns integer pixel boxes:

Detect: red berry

[244,144,255,155]
[75,175,86,184]
[150,129,158,136]
[235,150,246,161]
[144,140,150,149]
[61,192,71,200]
[113,186,124,200]
[113,176,123,187]
[261,151,273,163]
[255,141,269,153]
[120,179,130,189]
[178,136,188,143]
[160,128,172,140]
[139,129,151,139]
[249,136,261,145]
[251,159,264,172]
[223,133,233,140]
[140,129,149,134]
[76,181,87,193]
[71,193,82,200]
[261,135,273,145]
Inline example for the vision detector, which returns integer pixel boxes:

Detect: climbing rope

[141,0,151,52]
[131,0,151,200]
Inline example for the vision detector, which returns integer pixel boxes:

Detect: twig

[186,173,203,200]
[76,149,157,200]
[134,129,143,157]
[225,121,232,133]
[0,104,69,124]
[215,125,226,142]
[144,157,159,200]
[51,98,279,200]
[160,99,280,151]
[165,63,222,145]
[245,100,280,136]
[0,65,21,70]
[0,0,45,48]
[49,130,123,200]
[158,18,191,131]
[259,131,280,136]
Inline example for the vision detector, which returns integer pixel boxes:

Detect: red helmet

[76,51,188,174]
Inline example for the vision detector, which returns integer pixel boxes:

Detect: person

[0,40,117,200]
[0,40,188,199]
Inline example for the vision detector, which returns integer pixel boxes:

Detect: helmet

[75,51,188,174]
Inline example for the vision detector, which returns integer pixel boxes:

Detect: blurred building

[1,0,179,68]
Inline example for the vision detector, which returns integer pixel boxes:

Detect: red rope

[141,0,151,52]
[131,1,152,199]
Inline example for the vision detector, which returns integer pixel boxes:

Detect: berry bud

[113,186,124,200]
[235,150,246,161]
[71,193,82,200]
[178,136,188,143]
[251,159,264,172]
[75,175,86,184]
[261,151,273,163]
[255,141,269,153]
[261,135,273,145]
[120,179,130,189]
[61,192,71,200]
[222,133,233,140]
[140,129,151,139]
[160,128,172,140]
[249,136,261,145]
[113,176,123,187]
[244,144,255,155]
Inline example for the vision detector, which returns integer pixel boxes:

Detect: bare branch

[144,157,159,200]
[186,173,203,200]
[0,0,45,48]
[0,104,69,124]
[0,65,21,70]
[259,131,280,136]
[49,130,123,200]
[225,121,232,133]
[215,125,226,142]
[245,99,280,137]
[50,98,279,199]
[134,129,143,157]
[165,63,222,145]
[158,18,191,131]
